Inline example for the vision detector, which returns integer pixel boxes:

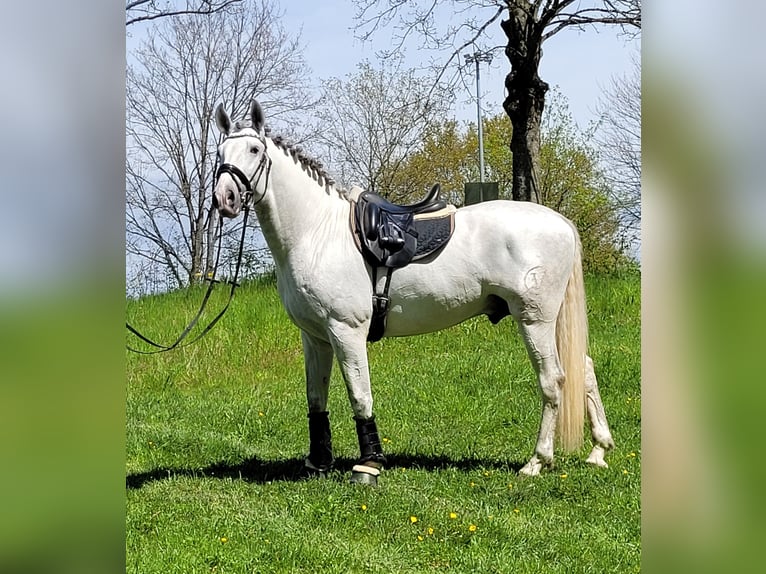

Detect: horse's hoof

[585,445,609,468]
[302,466,331,480]
[350,464,380,487]
[302,458,333,479]
[518,456,546,477]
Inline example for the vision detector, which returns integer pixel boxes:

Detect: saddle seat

[361,183,446,215]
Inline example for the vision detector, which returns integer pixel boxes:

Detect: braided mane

[244,121,347,199]
[227,117,349,199]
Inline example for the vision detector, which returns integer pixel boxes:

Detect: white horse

[212,101,614,484]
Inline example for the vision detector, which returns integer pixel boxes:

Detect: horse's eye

[250,146,258,154]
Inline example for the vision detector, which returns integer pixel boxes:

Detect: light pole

[464,50,493,184]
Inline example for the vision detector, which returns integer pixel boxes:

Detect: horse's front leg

[301,331,335,476]
[328,321,387,486]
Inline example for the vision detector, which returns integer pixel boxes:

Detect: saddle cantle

[351,184,457,342]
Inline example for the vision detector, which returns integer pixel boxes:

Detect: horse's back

[457,200,575,250]
[448,200,576,279]
[383,200,578,335]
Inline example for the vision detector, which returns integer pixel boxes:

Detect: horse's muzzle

[214,177,242,218]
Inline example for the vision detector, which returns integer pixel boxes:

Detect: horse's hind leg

[302,331,335,474]
[517,320,565,476]
[584,355,615,467]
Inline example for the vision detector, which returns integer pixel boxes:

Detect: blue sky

[281,0,640,129]
[127,1,639,130]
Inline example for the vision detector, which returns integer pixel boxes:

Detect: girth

[350,185,456,342]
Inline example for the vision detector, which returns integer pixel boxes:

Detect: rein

[125,205,250,354]
[126,136,271,354]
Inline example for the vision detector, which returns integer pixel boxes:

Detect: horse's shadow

[126,454,524,490]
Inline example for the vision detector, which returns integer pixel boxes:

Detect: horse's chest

[276,275,330,332]
[276,264,369,338]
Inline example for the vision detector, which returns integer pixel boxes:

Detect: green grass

[127,272,640,573]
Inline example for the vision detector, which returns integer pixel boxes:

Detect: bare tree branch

[594,52,641,249]
[126,0,243,27]
[314,60,453,202]
[127,0,311,293]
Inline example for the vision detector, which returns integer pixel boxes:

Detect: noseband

[214,133,271,208]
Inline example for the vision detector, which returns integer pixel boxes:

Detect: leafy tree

[353,0,641,203]
[381,120,474,205]
[384,92,626,270]
[539,94,624,270]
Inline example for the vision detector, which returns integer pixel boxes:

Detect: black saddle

[352,184,456,342]
[355,184,450,268]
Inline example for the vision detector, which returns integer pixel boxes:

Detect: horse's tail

[555,224,588,452]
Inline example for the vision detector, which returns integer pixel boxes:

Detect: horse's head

[213,100,269,218]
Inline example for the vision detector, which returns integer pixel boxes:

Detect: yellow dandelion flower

[470,481,476,487]
[410,515,418,524]
[560,473,568,479]
[622,469,629,475]
[258,411,264,417]
[508,483,513,489]
[513,508,520,514]
[449,512,457,519]
[468,524,477,532]
[220,537,228,543]
[382,437,391,443]
[417,535,424,541]
[361,504,368,511]
[483,471,490,477]
[428,527,434,535]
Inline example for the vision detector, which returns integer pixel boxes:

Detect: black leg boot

[350,415,387,486]
[305,411,334,476]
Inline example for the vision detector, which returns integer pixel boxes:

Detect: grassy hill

[126,271,640,573]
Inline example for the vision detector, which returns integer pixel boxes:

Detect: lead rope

[126,204,251,355]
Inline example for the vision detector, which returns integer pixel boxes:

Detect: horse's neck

[255,141,349,266]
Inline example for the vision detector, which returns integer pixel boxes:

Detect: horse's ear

[431,183,441,196]
[215,103,231,135]
[250,100,265,134]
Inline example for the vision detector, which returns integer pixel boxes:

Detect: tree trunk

[190,214,205,285]
[501,8,548,203]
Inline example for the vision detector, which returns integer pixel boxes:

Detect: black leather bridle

[126,133,271,354]
[213,132,272,209]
